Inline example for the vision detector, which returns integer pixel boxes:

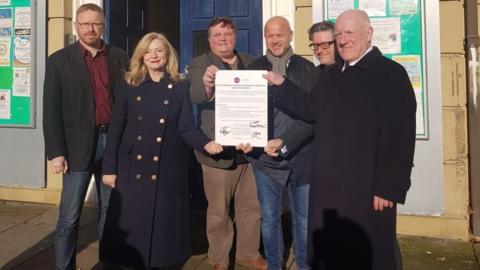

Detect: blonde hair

[125,32,181,86]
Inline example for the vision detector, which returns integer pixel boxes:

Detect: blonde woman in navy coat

[100,32,223,269]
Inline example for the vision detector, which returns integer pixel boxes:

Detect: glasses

[309,40,335,50]
[77,22,104,29]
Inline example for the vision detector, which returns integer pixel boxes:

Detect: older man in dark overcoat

[266,9,416,270]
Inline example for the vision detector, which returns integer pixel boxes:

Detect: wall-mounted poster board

[0,0,33,127]
[325,0,428,139]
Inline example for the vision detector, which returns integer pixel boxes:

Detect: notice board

[325,0,427,138]
[0,0,32,127]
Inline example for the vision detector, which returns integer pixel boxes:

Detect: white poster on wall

[0,89,11,119]
[14,7,31,35]
[327,0,354,19]
[0,36,10,66]
[13,35,29,66]
[13,67,30,97]
[371,17,401,54]
[359,0,386,17]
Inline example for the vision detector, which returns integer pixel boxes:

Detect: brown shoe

[213,264,228,270]
[235,256,268,270]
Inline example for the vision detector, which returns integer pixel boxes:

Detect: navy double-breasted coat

[272,47,416,270]
[100,75,209,268]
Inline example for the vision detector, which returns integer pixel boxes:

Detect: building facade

[0,0,475,241]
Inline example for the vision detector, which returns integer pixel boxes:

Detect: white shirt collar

[342,46,373,71]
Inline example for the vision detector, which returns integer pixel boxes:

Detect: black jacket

[248,54,314,186]
[43,42,129,170]
[272,47,416,269]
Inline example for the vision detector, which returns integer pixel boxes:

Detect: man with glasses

[43,3,128,269]
[265,10,416,269]
[308,21,337,66]
[305,21,338,97]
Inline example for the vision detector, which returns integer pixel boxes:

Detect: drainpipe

[465,0,480,237]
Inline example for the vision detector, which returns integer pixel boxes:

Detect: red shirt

[78,42,111,126]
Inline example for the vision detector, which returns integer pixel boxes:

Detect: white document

[215,70,268,147]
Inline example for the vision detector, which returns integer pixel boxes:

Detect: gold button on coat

[136,154,142,160]
[136,96,142,101]
[151,175,157,180]
[137,135,142,141]
[159,118,165,124]
[163,100,169,105]
[136,174,142,179]
[156,137,162,142]
[167,83,173,89]
[153,156,159,161]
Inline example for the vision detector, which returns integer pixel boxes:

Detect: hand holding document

[215,70,268,147]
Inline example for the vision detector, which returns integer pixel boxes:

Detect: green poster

[0,0,32,127]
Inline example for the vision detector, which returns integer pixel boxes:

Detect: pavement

[0,200,479,270]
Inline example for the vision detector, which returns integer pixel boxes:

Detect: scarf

[266,47,294,76]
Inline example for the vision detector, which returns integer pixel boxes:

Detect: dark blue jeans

[253,169,309,270]
[54,133,111,270]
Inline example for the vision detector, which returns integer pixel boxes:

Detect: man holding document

[188,17,266,270]
[247,16,314,270]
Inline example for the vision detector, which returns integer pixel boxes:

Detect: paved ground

[0,200,479,270]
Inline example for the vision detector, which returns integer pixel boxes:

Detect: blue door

[179,0,263,70]
[104,0,148,56]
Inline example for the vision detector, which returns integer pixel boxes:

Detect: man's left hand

[373,195,394,211]
[264,138,284,157]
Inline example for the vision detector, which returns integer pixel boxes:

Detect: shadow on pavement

[2,206,101,270]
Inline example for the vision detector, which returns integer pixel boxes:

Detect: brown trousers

[202,163,261,266]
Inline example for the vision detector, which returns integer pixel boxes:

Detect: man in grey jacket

[187,17,266,270]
